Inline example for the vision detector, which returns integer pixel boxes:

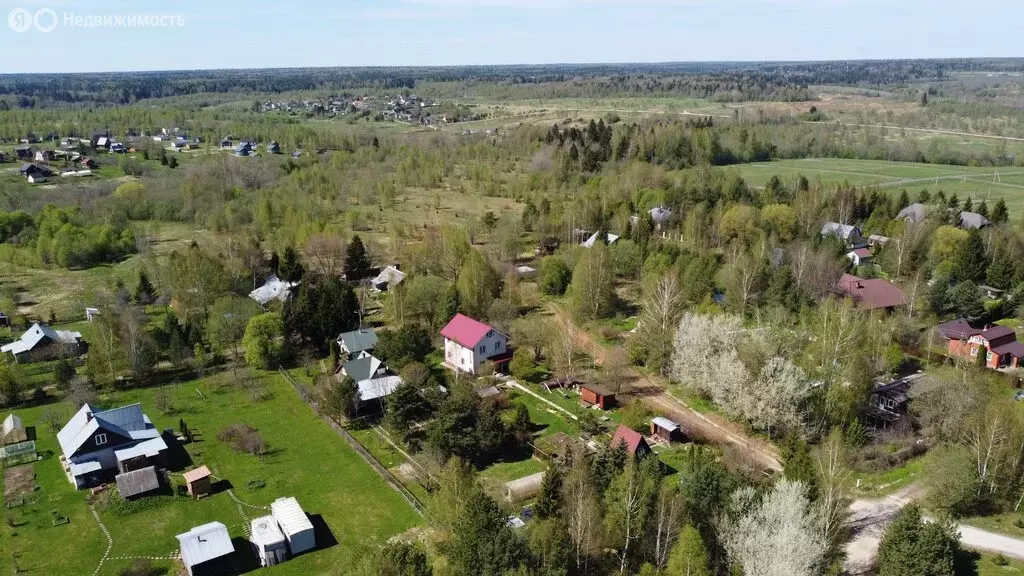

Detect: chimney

[85,411,92,422]
[856,281,863,289]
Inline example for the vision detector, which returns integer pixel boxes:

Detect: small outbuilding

[2,414,28,445]
[504,471,545,503]
[177,521,235,576]
[650,417,680,443]
[579,384,615,410]
[250,515,288,567]
[271,497,316,555]
[610,424,652,458]
[183,465,212,499]
[115,465,161,499]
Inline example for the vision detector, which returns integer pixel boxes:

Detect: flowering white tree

[720,480,826,576]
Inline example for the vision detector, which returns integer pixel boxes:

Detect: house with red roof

[845,247,872,267]
[936,318,1024,369]
[610,424,651,458]
[832,274,905,312]
[440,313,512,375]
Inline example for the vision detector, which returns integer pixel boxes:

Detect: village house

[336,328,378,359]
[440,313,512,375]
[177,521,235,576]
[820,222,863,245]
[109,142,127,154]
[866,378,913,429]
[581,231,620,248]
[832,274,906,312]
[19,162,52,179]
[958,211,991,230]
[33,149,55,163]
[56,403,168,489]
[14,145,33,160]
[251,515,288,567]
[650,417,681,443]
[846,247,872,267]
[868,234,890,247]
[936,318,1024,369]
[371,265,406,292]
[338,353,403,407]
[610,424,652,458]
[271,496,317,555]
[248,274,299,306]
[1,322,84,363]
[896,203,929,224]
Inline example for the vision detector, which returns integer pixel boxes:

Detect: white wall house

[440,313,510,375]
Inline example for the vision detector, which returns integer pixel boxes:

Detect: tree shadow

[954,548,980,576]
[162,433,193,472]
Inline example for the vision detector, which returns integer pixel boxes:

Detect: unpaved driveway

[844,484,1024,574]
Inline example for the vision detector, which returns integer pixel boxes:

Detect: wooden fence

[278,368,425,515]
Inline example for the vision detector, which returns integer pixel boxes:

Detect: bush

[992,554,1009,566]
[217,423,267,455]
[620,401,653,433]
[538,256,571,296]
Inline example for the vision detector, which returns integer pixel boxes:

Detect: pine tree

[991,198,1009,224]
[897,190,910,211]
[976,200,989,219]
[278,246,304,282]
[962,196,973,212]
[344,235,372,281]
[534,466,564,519]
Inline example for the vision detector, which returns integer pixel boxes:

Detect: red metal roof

[440,313,493,348]
[833,274,905,311]
[610,424,646,456]
[852,248,871,258]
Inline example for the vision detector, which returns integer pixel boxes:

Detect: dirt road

[546,303,782,473]
[844,484,1024,574]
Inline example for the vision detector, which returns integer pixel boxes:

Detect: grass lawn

[850,456,925,497]
[960,512,1024,540]
[3,370,421,575]
[976,552,1024,576]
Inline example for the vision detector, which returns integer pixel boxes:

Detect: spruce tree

[987,246,1014,289]
[133,270,155,305]
[897,189,910,211]
[991,198,1009,224]
[534,465,564,519]
[976,200,989,219]
[278,246,304,282]
[952,229,988,283]
[344,235,372,281]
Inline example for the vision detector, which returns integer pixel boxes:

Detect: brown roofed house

[610,424,651,458]
[833,274,905,312]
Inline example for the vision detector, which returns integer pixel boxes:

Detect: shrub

[992,554,1009,566]
[217,423,267,455]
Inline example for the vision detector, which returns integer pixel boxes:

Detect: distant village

[255,93,485,126]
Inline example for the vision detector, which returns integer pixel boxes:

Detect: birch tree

[636,273,685,374]
[605,455,661,574]
[564,446,600,575]
[650,483,685,569]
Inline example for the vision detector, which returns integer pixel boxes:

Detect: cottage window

[970,346,979,357]
[478,345,486,353]
[986,351,993,362]
[95,433,107,446]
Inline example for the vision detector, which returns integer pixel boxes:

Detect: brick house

[937,318,1024,369]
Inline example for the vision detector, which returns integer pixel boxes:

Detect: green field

[729,158,1024,213]
[3,372,420,576]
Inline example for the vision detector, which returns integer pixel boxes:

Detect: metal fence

[278,368,425,515]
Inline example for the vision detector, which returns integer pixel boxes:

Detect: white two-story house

[440,313,511,375]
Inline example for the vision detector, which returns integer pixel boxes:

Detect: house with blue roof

[56,403,168,489]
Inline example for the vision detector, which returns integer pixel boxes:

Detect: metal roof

[250,515,286,548]
[651,417,679,431]
[114,436,168,463]
[581,231,620,247]
[440,313,495,348]
[115,466,161,498]
[371,266,406,288]
[248,274,298,305]
[271,497,314,538]
[177,521,234,568]
[337,329,378,353]
[1,322,81,356]
[359,375,402,402]
[341,355,383,383]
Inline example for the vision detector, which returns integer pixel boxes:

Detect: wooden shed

[183,465,212,499]
[1,414,28,446]
[650,417,680,443]
[579,384,615,410]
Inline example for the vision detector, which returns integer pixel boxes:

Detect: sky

[0,0,1021,73]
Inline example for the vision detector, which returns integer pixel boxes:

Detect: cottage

[19,162,51,178]
[581,231,620,248]
[115,465,162,499]
[866,379,913,428]
[832,274,905,312]
[610,424,651,458]
[266,141,281,154]
[34,149,55,163]
[248,274,299,306]
[56,403,168,489]
[177,521,235,576]
[271,497,316,555]
[235,142,253,157]
[1,323,84,363]
[820,222,862,243]
[579,383,615,410]
[896,203,929,224]
[371,265,406,292]
[109,143,126,154]
[336,328,378,359]
[2,414,28,445]
[440,313,512,375]
[220,138,233,149]
[475,385,502,400]
[251,515,288,567]
[650,417,680,443]
[979,285,1005,300]
[338,353,403,405]
[514,265,537,279]
[504,471,545,503]
[183,465,213,498]
[95,136,110,150]
[936,318,1024,369]
[867,234,890,247]
[846,247,872,267]
[14,145,33,160]
[78,157,96,169]
[27,174,47,184]
[536,236,561,255]
[649,205,672,229]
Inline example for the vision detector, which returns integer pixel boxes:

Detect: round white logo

[8,8,32,32]
[34,8,57,33]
